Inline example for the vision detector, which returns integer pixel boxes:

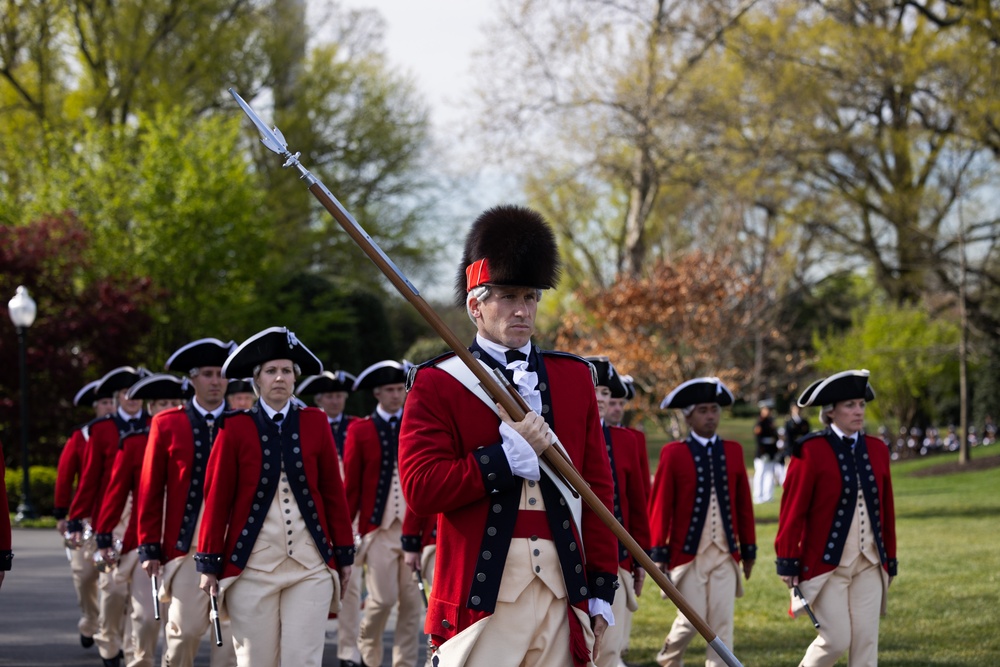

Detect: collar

[328,415,341,425]
[260,400,290,422]
[376,406,402,422]
[118,406,142,422]
[830,424,858,441]
[193,398,224,421]
[690,431,716,447]
[475,333,531,367]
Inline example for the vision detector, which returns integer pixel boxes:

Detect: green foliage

[813,301,960,427]
[4,466,57,518]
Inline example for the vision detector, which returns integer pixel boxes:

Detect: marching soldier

[1,438,10,591]
[650,377,756,667]
[398,205,620,667]
[225,378,257,411]
[95,374,191,667]
[585,357,651,667]
[296,370,358,459]
[776,370,897,667]
[67,366,152,667]
[136,338,238,667]
[753,402,780,503]
[344,360,423,667]
[54,379,116,649]
[195,327,355,666]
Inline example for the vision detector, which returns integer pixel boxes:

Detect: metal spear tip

[228,88,290,156]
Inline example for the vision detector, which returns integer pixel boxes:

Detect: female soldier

[196,327,355,667]
[775,369,897,667]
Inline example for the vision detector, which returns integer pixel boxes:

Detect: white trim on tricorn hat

[96,366,152,395]
[659,377,734,410]
[73,380,102,407]
[796,369,875,408]
[222,327,323,379]
[621,374,636,401]
[127,373,193,401]
[296,370,357,395]
[352,360,411,391]
[165,338,237,373]
[584,356,628,399]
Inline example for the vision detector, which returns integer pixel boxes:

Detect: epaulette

[82,413,115,441]
[405,351,457,391]
[119,427,151,450]
[220,409,251,427]
[541,350,598,386]
[791,429,828,458]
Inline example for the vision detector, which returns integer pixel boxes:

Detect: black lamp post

[8,285,37,522]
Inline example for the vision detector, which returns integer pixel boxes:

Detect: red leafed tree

[0,212,159,466]
[553,252,765,430]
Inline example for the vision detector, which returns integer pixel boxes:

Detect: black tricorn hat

[797,369,875,408]
[297,370,357,396]
[584,356,628,399]
[96,366,152,395]
[222,327,323,379]
[74,380,103,406]
[455,204,561,305]
[660,377,734,410]
[127,374,194,401]
[352,360,410,391]
[225,379,255,396]
[165,338,237,373]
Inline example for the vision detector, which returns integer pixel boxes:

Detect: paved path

[0,527,425,666]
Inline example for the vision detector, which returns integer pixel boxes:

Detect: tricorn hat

[96,366,151,395]
[455,204,561,305]
[73,380,105,407]
[222,327,322,379]
[225,379,255,396]
[660,377,734,410]
[621,374,636,401]
[127,374,194,401]
[797,369,875,408]
[584,356,628,399]
[165,338,237,373]
[353,360,410,391]
[297,370,357,396]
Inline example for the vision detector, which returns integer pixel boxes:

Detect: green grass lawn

[625,448,1000,666]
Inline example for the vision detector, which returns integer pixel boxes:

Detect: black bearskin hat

[454,204,561,305]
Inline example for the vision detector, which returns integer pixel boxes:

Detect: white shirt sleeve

[588,597,615,625]
[499,421,540,481]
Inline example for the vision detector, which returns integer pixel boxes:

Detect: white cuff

[499,421,540,481]
[588,597,615,626]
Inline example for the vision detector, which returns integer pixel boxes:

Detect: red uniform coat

[624,425,652,501]
[94,430,148,555]
[399,350,619,646]
[648,437,756,568]
[401,509,437,554]
[775,431,897,580]
[136,405,217,563]
[1,439,11,571]
[343,415,398,537]
[69,414,148,527]
[194,406,355,579]
[605,425,651,570]
[54,427,87,520]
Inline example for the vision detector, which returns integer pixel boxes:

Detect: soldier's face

[607,398,626,425]
[149,399,176,415]
[227,392,256,411]
[255,359,295,410]
[471,286,538,350]
[685,403,721,439]
[595,385,611,420]
[315,391,348,418]
[374,384,406,413]
[93,398,116,418]
[191,366,227,409]
[117,389,143,416]
[829,398,866,435]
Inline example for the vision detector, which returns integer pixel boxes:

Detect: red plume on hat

[454,204,561,305]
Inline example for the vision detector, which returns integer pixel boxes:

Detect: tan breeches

[162,554,237,667]
[69,540,100,637]
[596,567,635,667]
[336,558,364,663]
[800,558,883,667]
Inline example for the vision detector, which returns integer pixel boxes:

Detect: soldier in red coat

[343,359,423,667]
[776,370,897,667]
[399,205,620,667]
[584,357,651,667]
[54,379,116,649]
[67,366,152,667]
[225,378,257,411]
[1,438,10,591]
[196,327,355,667]
[136,338,238,667]
[95,374,190,667]
[649,377,756,667]
[296,370,358,460]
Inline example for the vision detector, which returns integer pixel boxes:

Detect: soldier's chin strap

[435,355,584,538]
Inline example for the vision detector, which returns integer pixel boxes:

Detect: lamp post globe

[8,285,37,522]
